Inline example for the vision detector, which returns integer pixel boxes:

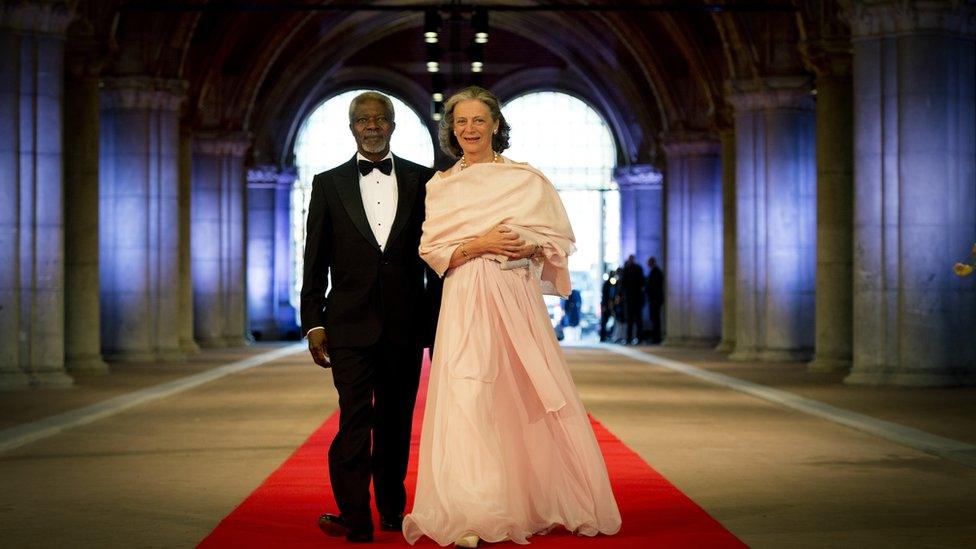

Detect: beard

[361,135,389,154]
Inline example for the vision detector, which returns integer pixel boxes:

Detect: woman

[403,87,621,547]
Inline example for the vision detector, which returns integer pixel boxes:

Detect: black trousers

[626,303,644,342]
[327,343,423,533]
[648,302,663,343]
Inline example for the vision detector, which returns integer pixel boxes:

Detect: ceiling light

[424,10,441,44]
[472,8,489,44]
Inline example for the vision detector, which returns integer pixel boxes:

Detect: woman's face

[452,99,499,157]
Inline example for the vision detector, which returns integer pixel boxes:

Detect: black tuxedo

[300,154,439,534]
[301,154,437,346]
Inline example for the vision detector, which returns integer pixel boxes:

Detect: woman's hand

[511,242,540,260]
[448,225,527,269]
[474,225,525,258]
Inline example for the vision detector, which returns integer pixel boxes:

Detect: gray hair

[438,86,511,158]
[348,91,395,123]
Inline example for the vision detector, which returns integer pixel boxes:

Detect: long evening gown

[403,160,621,546]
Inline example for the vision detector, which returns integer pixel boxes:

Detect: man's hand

[307,329,331,368]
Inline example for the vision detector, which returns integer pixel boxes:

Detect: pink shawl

[419,161,576,296]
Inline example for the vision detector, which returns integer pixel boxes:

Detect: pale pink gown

[403,160,621,546]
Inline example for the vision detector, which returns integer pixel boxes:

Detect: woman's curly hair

[438,86,511,159]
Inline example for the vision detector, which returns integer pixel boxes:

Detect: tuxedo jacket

[300,154,440,348]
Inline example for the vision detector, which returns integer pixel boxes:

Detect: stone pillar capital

[100,77,187,111]
[799,39,854,78]
[1,1,73,35]
[725,77,816,112]
[613,164,663,191]
[247,164,298,189]
[661,134,721,157]
[65,44,107,80]
[194,132,253,158]
[848,0,976,38]
[65,19,108,79]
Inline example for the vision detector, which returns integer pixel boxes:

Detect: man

[621,254,645,344]
[599,269,616,342]
[301,91,438,543]
[646,256,664,344]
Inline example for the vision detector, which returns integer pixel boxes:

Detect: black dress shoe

[380,514,403,532]
[317,514,374,543]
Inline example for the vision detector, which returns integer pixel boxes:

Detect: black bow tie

[358,158,393,176]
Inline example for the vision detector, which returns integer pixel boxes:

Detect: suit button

[381,260,390,266]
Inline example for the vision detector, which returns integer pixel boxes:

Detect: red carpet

[199,355,744,548]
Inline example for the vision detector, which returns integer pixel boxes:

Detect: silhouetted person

[621,254,645,344]
[599,269,616,342]
[562,289,581,328]
[646,256,664,344]
[612,267,626,342]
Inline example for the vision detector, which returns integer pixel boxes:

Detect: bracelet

[460,245,469,258]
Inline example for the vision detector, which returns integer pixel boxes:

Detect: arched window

[502,91,620,340]
[291,90,435,308]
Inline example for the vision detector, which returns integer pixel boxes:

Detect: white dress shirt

[357,152,398,251]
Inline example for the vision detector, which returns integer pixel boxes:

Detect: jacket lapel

[334,155,381,250]
[385,154,420,250]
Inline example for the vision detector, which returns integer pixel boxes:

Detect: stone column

[614,165,664,265]
[662,136,723,347]
[0,2,74,388]
[192,133,250,347]
[803,40,855,373]
[246,165,299,340]
[177,127,199,355]
[847,1,976,386]
[716,128,737,353]
[99,77,185,362]
[727,78,817,362]
[63,20,108,375]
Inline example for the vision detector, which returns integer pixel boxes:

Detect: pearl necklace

[459,151,499,170]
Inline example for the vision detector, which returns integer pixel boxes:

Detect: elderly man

[301,91,438,543]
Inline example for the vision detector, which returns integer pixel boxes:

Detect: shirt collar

[356,151,394,165]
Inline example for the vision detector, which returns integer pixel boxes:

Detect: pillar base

[104,350,158,363]
[807,356,851,374]
[156,347,185,362]
[197,337,227,349]
[180,338,200,356]
[65,355,110,375]
[223,336,249,348]
[728,347,758,362]
[249,322,280,342]
[715,339,735,353]
[759,348,812,363]
[845,369,973,388]
[665,336,720,348]
[0,371,32,391]
[30,370,75,388]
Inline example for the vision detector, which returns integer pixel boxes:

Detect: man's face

[350,99,395,158]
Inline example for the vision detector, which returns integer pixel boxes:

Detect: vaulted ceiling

[70,1,846,167]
